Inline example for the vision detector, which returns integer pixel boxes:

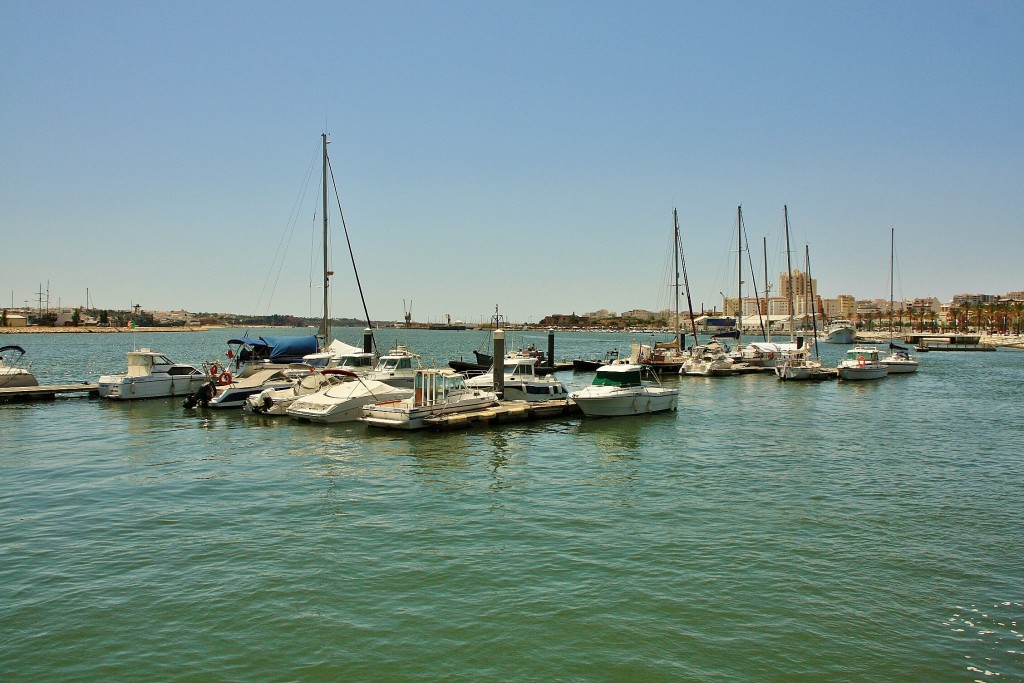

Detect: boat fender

[219,371,233,385]
[209,363,220,378]
[857,356,866,367]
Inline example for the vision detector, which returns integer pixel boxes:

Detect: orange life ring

[218,371,233,385]
[209,363,220,377]
[857,356,866,367]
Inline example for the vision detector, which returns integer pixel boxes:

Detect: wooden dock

[0,383,99,402]
[424,399,581,430]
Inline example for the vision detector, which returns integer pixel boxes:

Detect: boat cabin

[592,364,643,388]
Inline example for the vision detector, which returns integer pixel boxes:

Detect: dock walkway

[0,383,99,402]
[424,399,581,430]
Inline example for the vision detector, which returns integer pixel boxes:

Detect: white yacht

[825,319,857,344]
[681,342,734,377]
[361,369,499,430]
[569,364,678,417]
[0,345,38,388]
[244,369,350,415]
[838,346,889,381]
[98,349,207,399]
[774,348,830,381]
[287,376,413,423]
[880,344,919,374]
[464,356,569,401]
[185,366,307,409]
[365,345,420,389]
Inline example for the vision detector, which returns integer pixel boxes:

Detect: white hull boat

[361,369,499,430]
[244,369,351,415]
[838,346,889,381]
[881,348,919,374]
[0,345,38,388]
[464,356,569,401]
[98,349,207,400]
[185,367,306,409]
[570,364,678,417]
[825,320,857,344]
[287,378,413,423]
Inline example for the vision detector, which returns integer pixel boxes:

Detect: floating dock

[0,383,100,402]
[424,399,581,430]
[901,333,995,351]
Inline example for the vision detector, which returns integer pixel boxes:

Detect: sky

[3,1,1022,324]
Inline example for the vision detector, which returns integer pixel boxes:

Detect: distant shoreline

[4,324,1023,350]
[0,326,225,334]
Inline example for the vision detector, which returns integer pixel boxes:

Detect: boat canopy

[0,345,27,355]
[228,335,319,362]
[593,365,642,387]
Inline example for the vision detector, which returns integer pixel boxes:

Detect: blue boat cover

[263,335,319,360]
[226,335,319,361]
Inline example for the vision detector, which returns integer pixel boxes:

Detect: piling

[362,328,373,353]
[493,329,505,398]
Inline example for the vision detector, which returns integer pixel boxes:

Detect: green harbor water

[2,328,1022,681]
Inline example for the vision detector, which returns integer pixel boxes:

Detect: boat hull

[98,375,207,399]
[0,369,39,388]
[287,383,413,423]
[838,365,888,381]
[570,387,678,417]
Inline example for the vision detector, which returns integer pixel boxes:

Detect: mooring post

[547,327,555,371]
[493,329,505,399]
[363,328,373,354]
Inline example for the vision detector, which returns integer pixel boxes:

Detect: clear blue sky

[3,1,1021,324]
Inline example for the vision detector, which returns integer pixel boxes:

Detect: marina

[2,327,1023,681]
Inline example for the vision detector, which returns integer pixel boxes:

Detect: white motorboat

[0,345,38,388]
[464,356,569,401]
[365,345,420,389]
[244,369,351,415]
[569,364,678,417]
[287,376,413,423]
[185,366,308,409]
[825,319,857,344]
[880,344,919,374]
[681,342,734,377]
[98,349,207,400]
[838,346,889,381]
[361,369,499,430]
[774,349,831,381]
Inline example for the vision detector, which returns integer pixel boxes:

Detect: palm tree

[1013,301,1024,335]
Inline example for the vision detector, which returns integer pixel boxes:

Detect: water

[2,328,1022,680]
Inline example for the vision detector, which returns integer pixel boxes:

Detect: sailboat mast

[675,209,700,345]
[674,210,681,350]
[322,133,330,345]
[784,205,794,342]
[763,236,770,340]
[737,206,743,346]
[806,244,819,358]
[889,226,895,344]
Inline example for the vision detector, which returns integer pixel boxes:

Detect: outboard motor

[183,381,216,409]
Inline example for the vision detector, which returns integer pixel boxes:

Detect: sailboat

[776,245,831,380]
[635,210,689,374]
[731,206,801,367]
[880,226,919,374]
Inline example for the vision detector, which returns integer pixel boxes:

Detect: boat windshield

[593,369,642,387]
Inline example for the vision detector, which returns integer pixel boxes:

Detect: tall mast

[889,226,895,345]
[675,209,700,345]
[322,133,330,345]
[806,244,819,358]
[674,210,681,350]
[737,205,743,347]
[763,236,770,340]
[784,205,794,342]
